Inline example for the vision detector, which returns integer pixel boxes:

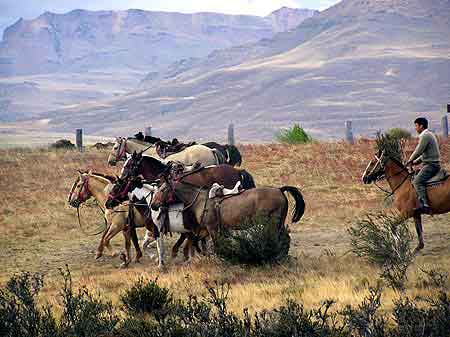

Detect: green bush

[58,266,118,337]
[120,277,172,319]
[386,128,412,141]
[214,216,290,266]
[348,212,414,290]
[276,124,313,144]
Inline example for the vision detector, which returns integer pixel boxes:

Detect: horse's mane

[376,133,403,163]
[141,156,168,171]
[83,171,116,183]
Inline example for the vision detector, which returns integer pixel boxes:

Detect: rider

[406,117,441,214]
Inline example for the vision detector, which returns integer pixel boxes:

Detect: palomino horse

[107,137,224,167]
[362,151,450,252]
[151,176,305,242]
[68,171,153,267]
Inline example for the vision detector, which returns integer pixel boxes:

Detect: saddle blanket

[151,203,187,233]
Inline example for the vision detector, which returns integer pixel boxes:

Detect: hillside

[43,0,450,141]
[1,140,449,314]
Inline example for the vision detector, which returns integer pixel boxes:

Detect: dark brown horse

[202,142,242,167]
[118,151,254,189]
[151,176,305,241]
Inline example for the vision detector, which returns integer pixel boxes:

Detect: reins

[373,161,413,198]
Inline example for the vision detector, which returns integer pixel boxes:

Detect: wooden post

[76,129,83,152]
[144,126,152,137]
[447,103,450,113]
[345,121,354,144]
[228,123,235,145]
[442,115,449,138]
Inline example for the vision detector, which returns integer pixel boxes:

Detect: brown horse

[362,151,450,252]
[151,176,305,241]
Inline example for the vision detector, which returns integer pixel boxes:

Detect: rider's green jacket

[408,129,440,164]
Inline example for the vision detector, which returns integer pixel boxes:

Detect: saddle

[209,181,242,199]
[169,161,204,180]
[425,169,450,186]
[155,140,196,159]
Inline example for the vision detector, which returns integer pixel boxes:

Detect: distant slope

[0,8,316,77]
[44,0,450,142]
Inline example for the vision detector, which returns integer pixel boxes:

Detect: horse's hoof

[119,262,129,269]
[95,253,102,259]
[158,264,167,272]
[414,242,425,254]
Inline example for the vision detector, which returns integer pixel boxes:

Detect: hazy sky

[0,0,339,36]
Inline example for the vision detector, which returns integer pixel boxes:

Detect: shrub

[0,272,58,337]
[276,124,313,144]
[341,283,387,337]
[59,266,118,337]
[120,277,172,319]
[50,139,76,149]
[348,212,414,290]
[214,216,290,266]
[386,128,411,141]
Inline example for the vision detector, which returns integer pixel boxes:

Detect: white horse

[107,137,223,167]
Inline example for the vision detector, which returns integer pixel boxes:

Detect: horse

[203,142,242,166]
[68,171,153,267]
[362,150,450,253]
[119,151,254,187]
[107,137,158,166]
[151,176,305,243]
[105,176,203,264]
[108,137,224,167]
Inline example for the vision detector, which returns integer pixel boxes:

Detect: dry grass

[0,139,449,315]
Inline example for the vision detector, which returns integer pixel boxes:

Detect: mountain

[0,7,317,127]
[43,0,450,142]
[0,8,316,77]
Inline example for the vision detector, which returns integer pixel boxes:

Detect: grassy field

[0,140,449,315]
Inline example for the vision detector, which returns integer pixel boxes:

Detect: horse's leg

[414,213,425,253]
[172,233,187,259]
[95,221,111,259]
[101,221,124,257]
[130,227,142,263]
[156,236,165,270]
[142,229,153,249]
[120,229,132,268]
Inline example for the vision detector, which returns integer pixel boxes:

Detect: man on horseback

[406,117,441,214]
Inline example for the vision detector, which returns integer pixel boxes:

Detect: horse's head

[107,137,127,166]
[151,175,177,211]
[105,175,143,209]
[362,150,394,184]
[120,151,143,179]
[68,171,92,208]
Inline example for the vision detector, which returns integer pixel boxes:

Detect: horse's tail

[280,186,305,223]
[240,170,256,189]
[226,145,242,166]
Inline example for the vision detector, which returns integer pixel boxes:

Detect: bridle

[68,174,105,236]
[364,152,413,197]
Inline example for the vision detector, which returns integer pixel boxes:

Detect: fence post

[145,126,152,137]
[442,115,449,138]
[228,123,235,145]
[345,121,354,144]
[76,129,83,152]
[447,103,450,113]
